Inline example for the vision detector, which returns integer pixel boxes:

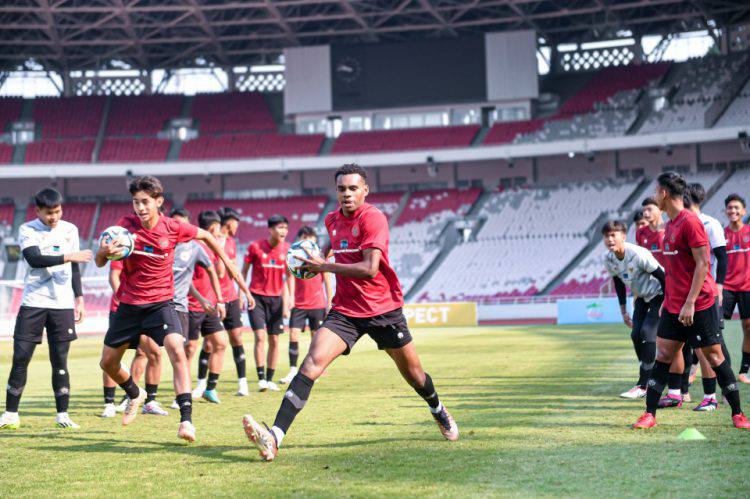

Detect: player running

[280,226,333,384]
[241,215,290,392]
[96,176,246,443]
[632,172,749,430]
[723,193,750,385]
[0,188,91,430]
[602,220,665,400]
[241,164,458,462]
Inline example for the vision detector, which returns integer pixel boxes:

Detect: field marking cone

[677,428,706,441]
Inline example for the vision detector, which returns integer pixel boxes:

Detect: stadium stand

[99,137,170,162]
[332,125,479,153]
[0,144,13,164]
[25,139,95,163]
[0,97,23,132]
[366,192,404,223]
[106,94,182,136]
[32,96,105,138]
[179,133,324,160]
[0,203,14,235]
[483,120,544,145]
[192,92,276,133]
[26,202,97,242]
[716,79,750,128]
[702,167,750,222]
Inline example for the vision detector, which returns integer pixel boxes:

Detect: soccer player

[241,215,290,392]
[723,193,750,385]
[632,209,648,231]
[636,197,665,267]
[0,188,91,430]
[241,164,458,462]
[631,172,749,430]
[96,176,246,442]
[602,220,665,400]
[280,226,333,384]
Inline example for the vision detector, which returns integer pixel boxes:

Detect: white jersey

[603,242,663,303]
[18,218,79,309]
[698,212,726,280]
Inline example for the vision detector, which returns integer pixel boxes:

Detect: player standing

[635,198,666,267]
[241,215,290,392]
[632,172,749,429]
[0,188,91,430]
[723,193,750,384]
[280,226,333,384]
[241,164,458,462]
[632,209,648,231]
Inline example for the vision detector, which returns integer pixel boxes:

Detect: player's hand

[67,249,93,263]
[622,312,633,329]
[217,302,227,320]
[717,284,723,306]
[74,296,85,324]
[297,248,326,273]
[201,299,216,315]
[283,305,290,320]
[98,239,124,259]
[245,291,256,310]
[679,301,695,326]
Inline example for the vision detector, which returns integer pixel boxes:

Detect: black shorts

[178,311,190,340]
[290,308,326,331]
[104,300,182,348]
[249,293,284,335]
[188,311,225,341]
[722,290,750,320]
[657,305,723,349]
[14,306,77,344]
[222,298,243,330]
[321,308,412,355]
[632,295,663,343]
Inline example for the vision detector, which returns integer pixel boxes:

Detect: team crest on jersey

[262,253,267,259]
[664,244,670,251]
[651,243,658,250]
[332,229,337,236]
[144,245,154,253]
[53,245,60,252]
[744,236,749,243]
[341,240,349,249]
[179,251,190,262]
[270,259,276,265]
[622,273,629,279]
[159,238,169,248]
[352,226,359,236]
[669,234,676,243]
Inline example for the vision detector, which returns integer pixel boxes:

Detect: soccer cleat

[0,412,20,430]
[121,388,146,426]
[682,392,692,403]
[170,399,180,410]
[732,413,750,429]
[258,379,269,392]
[739,374,750,385]
[631,412,657,429]
[266,381,280,392]
[242,414,278,462]
[279,367,298,385]
[657,394,683,409]
[202,389,221,404]
[693,397,718,412]
[236,378,249,397]
[55,413,80,429]
[191,380,207,399]
[432,406,459,441]
[100,403,116,418]
[115,396,129,413]
[619,386,647,399]
[142,401,169,416]
[177,421,197,443]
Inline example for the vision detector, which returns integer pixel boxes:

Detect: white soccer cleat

[0,412,20,430]
[170,399,180,410]
[142,401,169,416]
[192,380,207,399]
[266,381,280,392]
[242,414,278,462]
[237,378,249,397]
[115,397,129,413]
[55,413,80,429]
[100,403,116,418]
[279,367,298,385]
[177,421,196,443]
[122,389,146,426]
[258,379,269,392]
[619,386,647,399]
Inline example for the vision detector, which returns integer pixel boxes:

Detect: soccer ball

[99,226,135,261]
[286,239,321,280]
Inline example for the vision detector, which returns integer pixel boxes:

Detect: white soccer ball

[99,225,135,261]
[286,239,321,280]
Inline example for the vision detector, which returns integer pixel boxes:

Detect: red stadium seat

[179,133,323,160]
[33,96,105,138]
[25,139,95,163]
[26,202,97,241]
[0,144,14,164]
[99,137,170,162]
[107,95,183,136]
[332,126,479,154]
[192,92,276,133]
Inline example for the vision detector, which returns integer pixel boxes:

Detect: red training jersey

[219,236,238,302]
[662,209,717,314]
[325,202,404,318]
[724,224,750,292]
[109,259,124,313]
[636,226,666,268]
[189,241,218,312]
[115,214,198,305]
[244,239,290,297]
[294,273,327,310]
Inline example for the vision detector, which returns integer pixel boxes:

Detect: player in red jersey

[632,172,749,430]
[636,197,666,268]
[632,209,648,231]
[723,193,750,384]
[241,215,290,393]
[96,176,248,442]
[280,225,333,384]
[241,164,458,462]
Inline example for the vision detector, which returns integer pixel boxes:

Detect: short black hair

[297,225,316,239]
[656,171,688,199]
[683,193,692,209]
[641,197,658,208]
[198,210,221,230]
[633,210,644,224]
[335,163,367,181]
[170,207,190,219]
[129,175,164,199]
[601,220,627,235]
[268,214,288,228]
[725,193,746,208]
[218,207,240,225]
[34,188,63,209]
[687,183,706,206]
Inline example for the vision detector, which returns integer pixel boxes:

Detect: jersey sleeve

[685,216,709,249]
[176,221,199,243]
[70,224,80,252]
[707,219,727,249]
[359,209,389,254]
[602,254,616,277]
[110,259,124,271]
[635,246,660,273]
[18,224,39,250]
[244,243,256,264]
[195,244,213,269]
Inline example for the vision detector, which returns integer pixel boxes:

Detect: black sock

[104,386,116,404]
[289,341,300,368]
[646,360,670,416]
[118,376,140,400]
[232,345,246,379]
[198,349,210,380]
[176,393,193,423]
[257,366,266,381]
[145,384,158,404]
[714,360,743,416]
[740,351,750,375]
[680,369,691,394]
[702,377,717,396]
[50,349,71,413]
[667,372,681,391]
[207,372,220,391]
[266,368,275,382]
[414,373,441,409]
[638,342,656,389]
[273,373,314,434]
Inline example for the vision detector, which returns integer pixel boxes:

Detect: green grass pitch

[1,323,749,497]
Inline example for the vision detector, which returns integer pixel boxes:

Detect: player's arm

[300,247,381,279]
[195,228,254,308]
[613,276,632,328]
[713,246,727,303]
[22,246,92,268]
[323,271,333,310]
[95,239,124,267]
[286,268,296,310]
[71,262,85,323]
[680,245,710,325]
[109,265,121,293]
[189,283,216,314]
[205,264,226,319]
[649,267,666,293]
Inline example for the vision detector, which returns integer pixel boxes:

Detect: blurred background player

[601,220,665,400]
[242,215,290,393]
[636,198,665,268]
[281,225,333,384]
[0,188,91,430]
[632,209,648,231]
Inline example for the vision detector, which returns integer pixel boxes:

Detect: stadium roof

[2,0,749,72]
